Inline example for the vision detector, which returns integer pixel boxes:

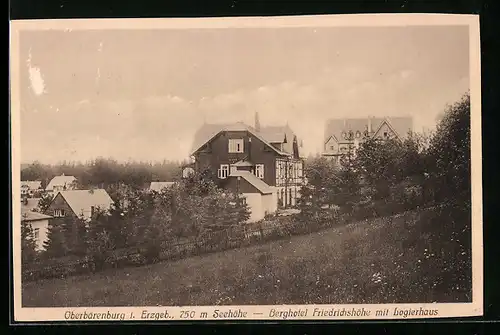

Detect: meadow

[22,205,471,307]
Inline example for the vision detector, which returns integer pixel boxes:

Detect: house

[149,181,176,193]
[21,211,53,251]
[21,198,41,214]
[322,116,413,164]
[21,181,43,198]
[45,189,114,222]
[45,174,77,195]
[190,113,305,222]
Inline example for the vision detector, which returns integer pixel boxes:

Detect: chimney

[248,137,252,162]
[254,111,261,132]
[368,116,372,133]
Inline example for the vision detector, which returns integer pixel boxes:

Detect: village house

[44,189,114,222]
[322,116,413,164]
[21,180,43,198]
[190,113,305,222]
[21,211,53,251]
[45,174,78,196]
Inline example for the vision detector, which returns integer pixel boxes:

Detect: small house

[45,174,77,195]
[45,189,114,222]
[21,211,53,251]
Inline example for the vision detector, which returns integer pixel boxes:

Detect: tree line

[21,158,186,190]
[22,169,251,268]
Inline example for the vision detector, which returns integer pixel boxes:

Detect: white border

[10,14,483,322]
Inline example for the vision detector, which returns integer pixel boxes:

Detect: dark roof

[191,122,304,157]
[324,117,413,143]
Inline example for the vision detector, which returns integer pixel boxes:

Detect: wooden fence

[22,199,428,282]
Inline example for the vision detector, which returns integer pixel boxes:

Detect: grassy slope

[22,206,472,307]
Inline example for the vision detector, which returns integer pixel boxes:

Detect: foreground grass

[22,205,472,306]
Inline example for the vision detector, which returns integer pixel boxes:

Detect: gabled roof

[372,118,404,141]
[22,211,53,222]
[229,170,274,194]
[149,181,176,192]
[46,175,77,191]
[190,122,291,157]
[233,160,254,167]
[324,117,413,143]
[324,134,339,145]
[21,181,42,189]
[191,122,306,158]
[55,189,114,221]
[259,124,303,157]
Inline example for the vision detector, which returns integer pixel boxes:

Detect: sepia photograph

[10,14,482,321]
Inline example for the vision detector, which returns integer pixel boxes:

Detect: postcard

[10,13,482,321]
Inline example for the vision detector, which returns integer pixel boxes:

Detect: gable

[324,136,339,152]
[373,120,400,140]
[45,192,77,217]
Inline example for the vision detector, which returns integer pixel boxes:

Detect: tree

[425,92,470,204]
[37,193,54,213]
[86,208,116,270]
[21,218,38,264]
[354,137,404,199]
[61,215,88,256]
[43,220,66,258]
[297,157,342,216]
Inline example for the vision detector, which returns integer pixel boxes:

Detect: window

[255,164,264,179]
[217,164,229,179]
[383,132,388,138]
[33,228,40,240]
[53,209,65,217]
[228,139,244,153]
[330,145,335,151]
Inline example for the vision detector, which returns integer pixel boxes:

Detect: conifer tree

[21,219,38,265]
[43,220,66,258]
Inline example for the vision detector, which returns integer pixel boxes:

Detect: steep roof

[46,175,77,191]
[324,117,413,143]
[22,211,53,222]
[229,170,274,194]
[21,181,42,190]
[191,122,304,158]
[57,189,114,221]
[149,181,176,192]
[259,124,303,157]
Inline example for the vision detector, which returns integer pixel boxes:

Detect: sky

[18,25,470,164]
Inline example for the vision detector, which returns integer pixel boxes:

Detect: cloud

[21,64,469,164]
[27,49,46,96]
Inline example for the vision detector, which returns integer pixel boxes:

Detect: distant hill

[21,163,31,171]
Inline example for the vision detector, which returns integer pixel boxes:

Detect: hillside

[22,206,471,307]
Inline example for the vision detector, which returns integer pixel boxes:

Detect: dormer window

[228,139,244,153]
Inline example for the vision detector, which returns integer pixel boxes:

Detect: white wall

[242,193,264,223]
[30,219,50,251]
[262,193,278,215]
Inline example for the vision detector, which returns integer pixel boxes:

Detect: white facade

[241,188,278,223]
[22,212,53,251]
